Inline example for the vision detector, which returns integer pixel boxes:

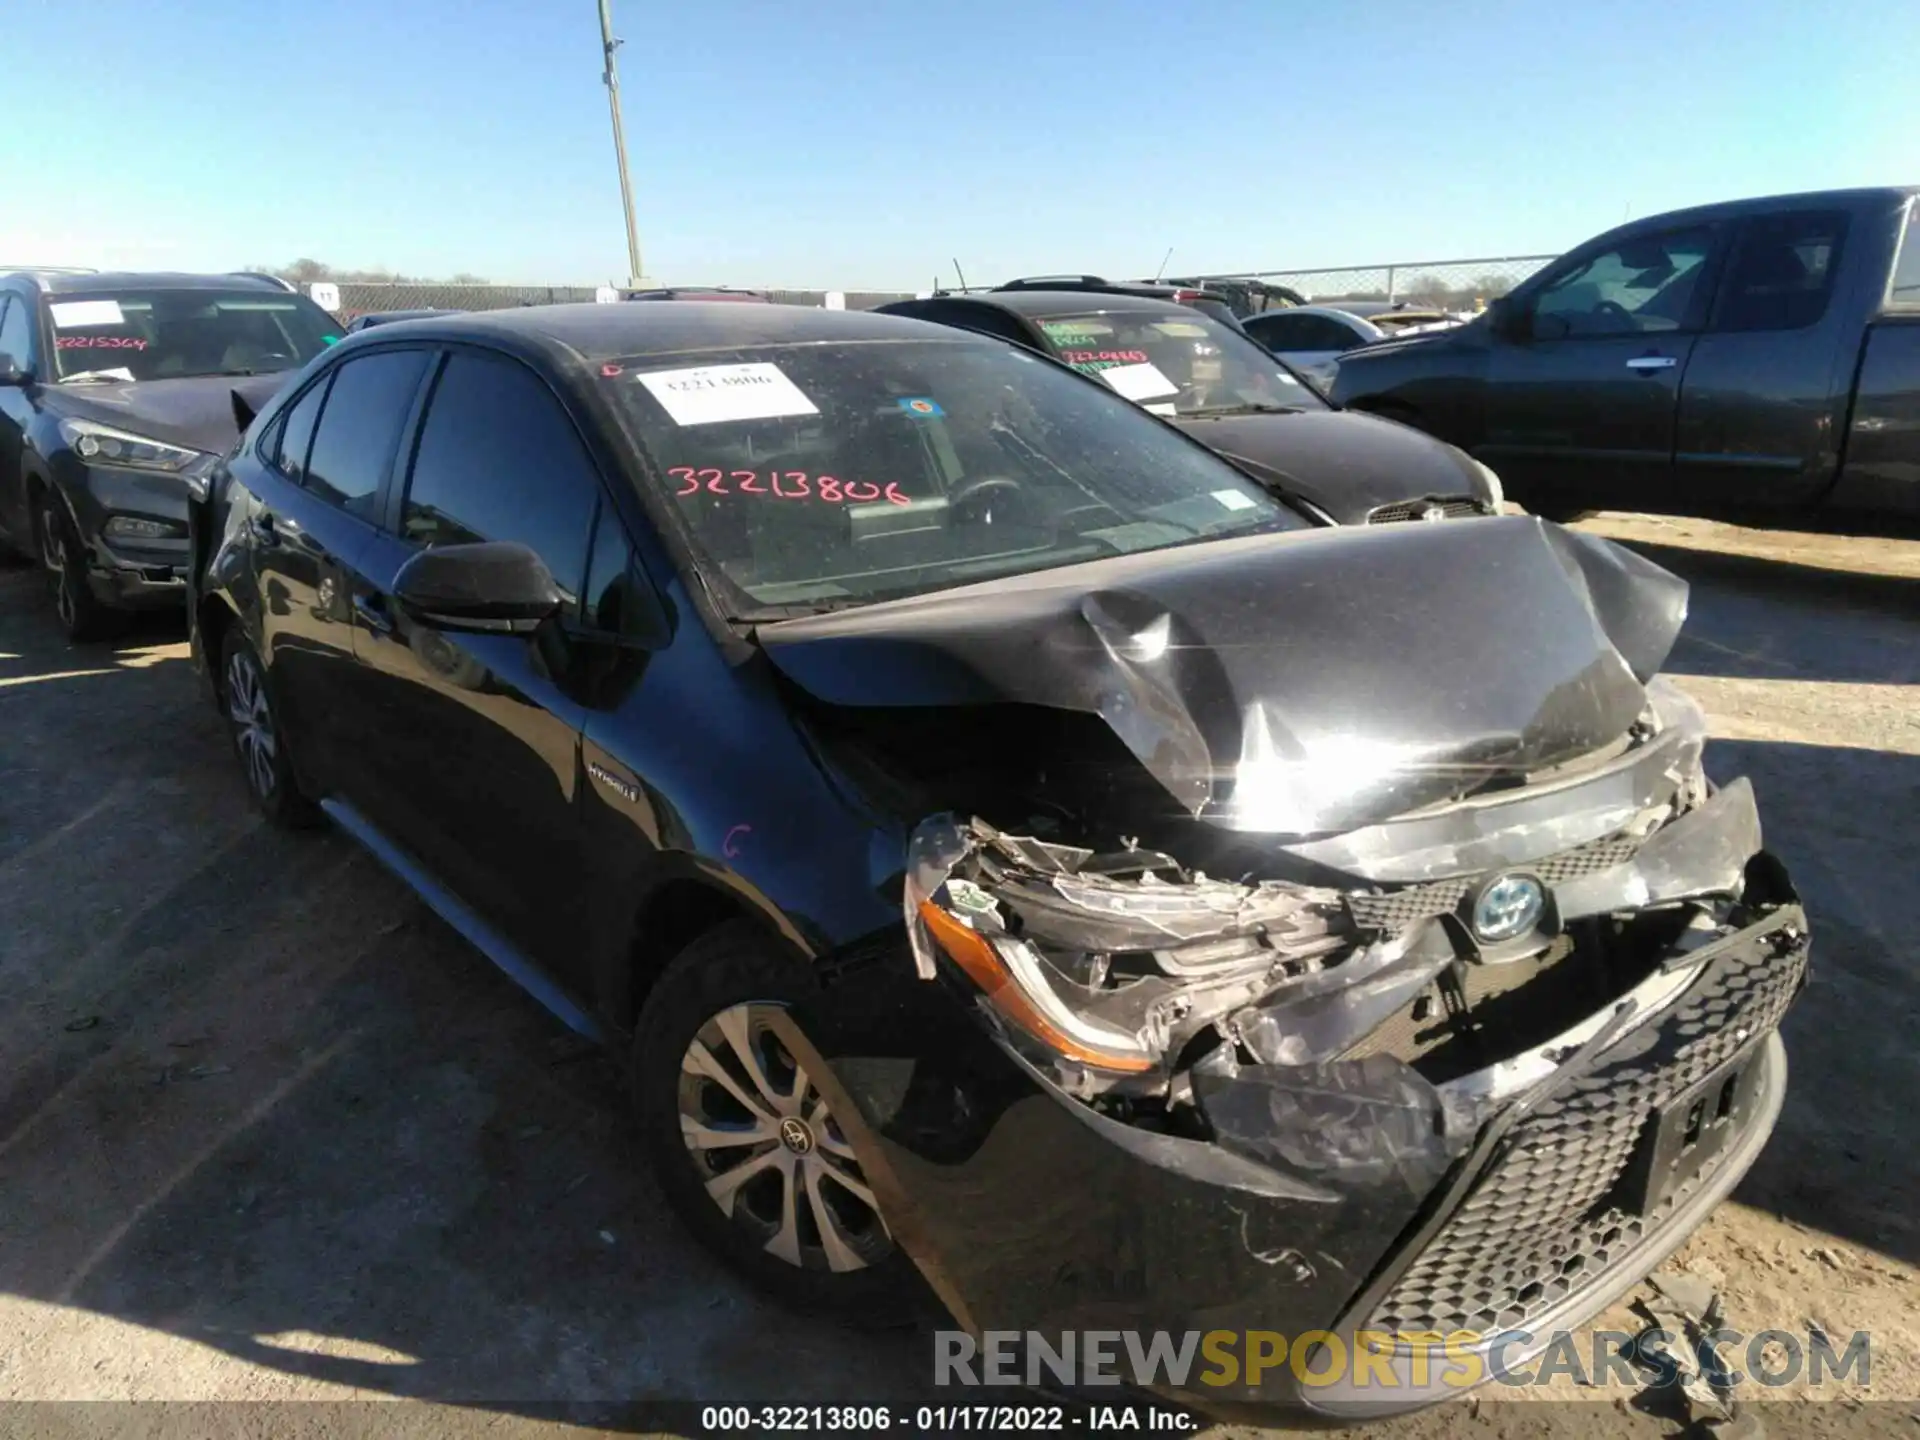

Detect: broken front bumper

[811,870,1808,1419]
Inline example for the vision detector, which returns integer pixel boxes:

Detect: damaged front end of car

[762,517,1810,1416]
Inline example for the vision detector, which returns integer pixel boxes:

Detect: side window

[400,351,600,606]
[305,349,429,520]
[1892,203,1920,307]
[0,295,33,368]
[1712,212,1847,333]
[266,375,330,484]
[1528,226,1715,339]
[1245,314,1300,349]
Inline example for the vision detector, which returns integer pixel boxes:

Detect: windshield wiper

[1182,401,1301,418]
[60,371,134,384]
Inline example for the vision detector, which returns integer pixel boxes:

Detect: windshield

[1029,310,1326,418]
[602,337,1313,614]
[50,290,342,383]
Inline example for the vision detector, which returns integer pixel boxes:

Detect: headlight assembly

[59,418,206,474]
[905,816,1351,1082]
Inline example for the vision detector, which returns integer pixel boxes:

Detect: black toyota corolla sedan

[876,290,1503,525]
[188,303,1807,1419]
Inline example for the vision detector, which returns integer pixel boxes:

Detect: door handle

[352,592,395,635]
[1625,355,1677,371]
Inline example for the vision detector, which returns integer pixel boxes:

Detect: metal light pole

[598,0,645,287]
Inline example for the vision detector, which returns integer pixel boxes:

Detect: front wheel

[219,629,319,828]
[631,922,922,1326]
[38,493,117,643]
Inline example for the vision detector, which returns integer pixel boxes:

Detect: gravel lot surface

[1,513,1914,1438]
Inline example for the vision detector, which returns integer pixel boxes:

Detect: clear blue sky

[4,0,1915,289]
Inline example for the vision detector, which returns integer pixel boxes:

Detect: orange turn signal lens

[916,900,1155,1073]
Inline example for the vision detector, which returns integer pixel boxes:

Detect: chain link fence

[327,282,918,319]
[1195,255,1556,311]
[319,257,1560,321]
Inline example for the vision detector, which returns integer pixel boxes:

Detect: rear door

[1671,209,1854,513]
[246,347,431,794]
[347,347,604,977]
[1481,223,1722,513]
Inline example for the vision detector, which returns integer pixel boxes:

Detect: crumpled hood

[48,373,290,456]
[756,516,1688,835]
[1168,408,1491,523]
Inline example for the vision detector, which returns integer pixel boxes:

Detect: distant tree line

[254,258,491,286]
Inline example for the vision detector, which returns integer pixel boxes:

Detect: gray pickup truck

[1331,186,1920,530]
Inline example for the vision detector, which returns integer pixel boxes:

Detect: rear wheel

[38,492,117,643]
[220,629,319,829]
[631,922,921,1325]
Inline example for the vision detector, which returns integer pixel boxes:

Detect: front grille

[1345,837,1640,934]
[1361,921,1807,1336]
[1367,497,1484,524]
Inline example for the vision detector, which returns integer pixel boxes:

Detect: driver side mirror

[393,541,563,635]
[0,353,30,386]
[1485,296,1526,340]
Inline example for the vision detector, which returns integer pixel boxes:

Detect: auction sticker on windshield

[635,362,820,427]
[49,300,127,329]
[1100,361,1180,402]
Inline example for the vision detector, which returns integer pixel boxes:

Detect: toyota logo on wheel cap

[778,1117,816,1154]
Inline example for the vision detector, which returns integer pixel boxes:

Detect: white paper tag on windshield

[636,362,819,426]
[50,300,126,329]
[1100,361,1179,402]
[1213,489,1259,511]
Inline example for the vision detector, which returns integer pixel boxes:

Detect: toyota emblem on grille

[1471,872,1546,942]
[1420,503,1449,523]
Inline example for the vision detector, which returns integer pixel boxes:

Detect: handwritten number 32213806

[670,468,912,506]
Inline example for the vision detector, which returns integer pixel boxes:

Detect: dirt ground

[1,512,1915,1439]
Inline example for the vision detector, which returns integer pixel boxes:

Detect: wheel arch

[606,872,816,1034]
[196,592,242,701]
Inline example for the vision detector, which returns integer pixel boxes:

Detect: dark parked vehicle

[1158,275,1310,315]
[879,290,1502,523]
[0,270,343,638]
[1332,186,1920,528]
[992,275,1247,330]
[345,308,463,332]
[188,302,1806,1417]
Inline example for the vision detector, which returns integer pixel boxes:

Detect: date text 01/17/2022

[698,1403,1199,1432]
[669,468,914,505]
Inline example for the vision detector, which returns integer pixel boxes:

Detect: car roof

[352,301,971,364]
[7,270,298,295]
[938,289,1203,321]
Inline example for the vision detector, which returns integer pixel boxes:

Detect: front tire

[631,921,921,1326]
[219,629,319,829]
[38,492,118,643]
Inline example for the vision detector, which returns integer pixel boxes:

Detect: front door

[346,348,605,979]
[1480,223,1721,515]
[245,349,430,795]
